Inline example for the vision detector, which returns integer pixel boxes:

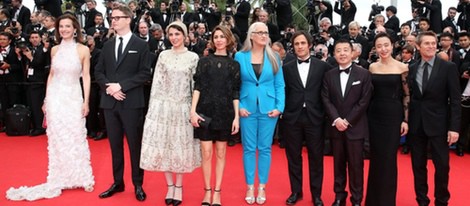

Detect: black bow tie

[340,67,351,74]
[298,58,310,64]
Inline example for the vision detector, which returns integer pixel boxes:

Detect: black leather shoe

[135,186,146,201]
[314,197,324,206]
[87,131,97,138]
[331,199,346,206]
[99,183,125,198]
[94,132,107,141]
[30,129,46,137]
[0,126,6,132]
[173,199,182,206]
[286,192,303,205]
[228,139,236,147]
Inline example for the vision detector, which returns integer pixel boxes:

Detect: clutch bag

[198,113,212,129]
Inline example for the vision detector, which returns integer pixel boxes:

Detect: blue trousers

[240,110,278,185]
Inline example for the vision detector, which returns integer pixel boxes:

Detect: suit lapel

[116,35,136,68]
[305,59,315,87]
[343,66,355,99]
[332,68,342,100]
[424,57,441,93]
[292,63,304,88]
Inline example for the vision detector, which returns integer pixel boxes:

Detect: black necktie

[340,67,350,74]
[117,37,123,62]
[298,58,310,64]
[422,62,429,90]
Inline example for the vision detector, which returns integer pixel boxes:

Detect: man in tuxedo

[384,6,400,33]
[442,7,459,34]
[136,21,157,52]
[84,0,100,31]
[10,0,31,33]
[282,31,331,206]
[407,31,461,206]
[439,32,461,67]
[95,5,151,202]
[23,31,48,136]
[86,13,108,49]
[152,1,170,30]
[321,39,372,206]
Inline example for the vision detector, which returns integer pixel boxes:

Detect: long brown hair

[54,14,83,43]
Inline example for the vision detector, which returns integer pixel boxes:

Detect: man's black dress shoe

[30,129,46,136]
[286,192,303,205]
[135,186,146,201]
[314,197,324,206]
[331,199,346,206]
[173,199,182,206]
[94,132,107,141]
[99,183,125,198]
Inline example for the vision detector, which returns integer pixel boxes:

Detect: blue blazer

[235,50,285,114]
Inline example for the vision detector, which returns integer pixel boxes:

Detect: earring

[73,32,77,37]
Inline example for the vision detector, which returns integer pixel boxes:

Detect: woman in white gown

[5,14,94,201]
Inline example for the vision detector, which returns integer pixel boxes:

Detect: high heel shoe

[256,186,266,205]
[245,185,255,205]
[173,185,183,206]
[212,188,222,206]
[165,184,174,205]
[202,188,211,206]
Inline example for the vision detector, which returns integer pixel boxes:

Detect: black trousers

[283,110,324,199]
[86,83,105,133]
[331,136,364,204]
[104,103,145,186]
[26,83,46,130]
[410,119,450,206]
[457,99,470,150]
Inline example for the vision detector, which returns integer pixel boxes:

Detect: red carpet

[0,134,469,206]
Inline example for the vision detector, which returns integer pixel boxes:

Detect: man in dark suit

[10,0,31,33]
[321,39,373,206]
[282,31,330,206]
[384,6,400,33]
[439,32,461,68]
[407,31,461,206]
[22,31,48,136]
[442,7,459,34]
[419,0,442,33]
[84,0,100,31]
[152,1,170,30]
[333,0,356,34]
[234,0,250,42]
[95,5,151,202]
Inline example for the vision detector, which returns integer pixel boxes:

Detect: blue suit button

[256,83,259,86]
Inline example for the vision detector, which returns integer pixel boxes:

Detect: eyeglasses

[253,31,269,36]
[110,16,130,21]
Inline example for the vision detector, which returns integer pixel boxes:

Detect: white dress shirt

[115,31,133,60]
[340,64,352,97]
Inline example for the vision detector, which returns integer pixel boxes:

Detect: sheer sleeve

[193,57,209,92]
[401,71,410,123]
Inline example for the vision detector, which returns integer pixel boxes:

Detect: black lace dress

[193,54,241,141]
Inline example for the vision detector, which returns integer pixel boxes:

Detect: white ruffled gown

[5,40,95,201]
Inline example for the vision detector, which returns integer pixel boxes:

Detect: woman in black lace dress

[365,33,410,206]
[190,25,241,206]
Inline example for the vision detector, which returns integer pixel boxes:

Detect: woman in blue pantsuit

[234,22,285,205]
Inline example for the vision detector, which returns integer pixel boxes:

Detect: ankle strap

[167,184,174,187]
[175,185,183,188]
[214,189,221,192]
[204,188,212,191]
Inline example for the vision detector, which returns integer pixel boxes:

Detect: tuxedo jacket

[94,34,152,109]
[321,64,373,140]
[407,57,461,136]
[234,1,251,32]
[234,50,285,114]
[25,45,48,82]
[282,56,332,126]
[2,46,23,83]
[384,15,400,33]
[10,6,31,32]
[442,17,458,34]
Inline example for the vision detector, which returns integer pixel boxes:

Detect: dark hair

[459,31,470,39]
[386,6,397,14]
[0,31,13,40]
[54,14,83,43]
[0,9,11,19]
[400,23,411,29]
[402,44,414,54]
[95,12,103,18]
[29,30,40,36]
[290,31,313,47]
[210,25,236,51]
[373,32,393,46]
[440,32,454,40]
[419,17,430,25]
[449,7,457,11]
[113,5,133,18]
[334,38,353,51]
[167,24,185,37]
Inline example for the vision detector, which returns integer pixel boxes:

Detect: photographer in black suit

[9,0,31,33]
[22,31,48,136]
[333,0,356,33]
[384,6,400,33]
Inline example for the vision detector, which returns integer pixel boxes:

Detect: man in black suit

[384,6,400,33]
[333,0,356,34]
[152,1,170,30]
[86,13,108,49]
[418,0,442,33]
[234,0,250,42]
[84,0,100,31]
[439,32,460,68]
[282,31,331,206]
[457,32,470,157]
[95,5,151,202]
[407,31,461,206]
[321,39,373,206]
[22,31,48,136]
[10,0,31,33]
[442,7,459,34]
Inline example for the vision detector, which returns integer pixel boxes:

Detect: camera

[370,51,379,63]
[170,0,180,14]
[368,3,384,21]
[263,0,276,14]
[314,48,324,59]
[15,37,29,50]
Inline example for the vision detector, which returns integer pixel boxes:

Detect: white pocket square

[128,50,138,53]
[352,81,361,85]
